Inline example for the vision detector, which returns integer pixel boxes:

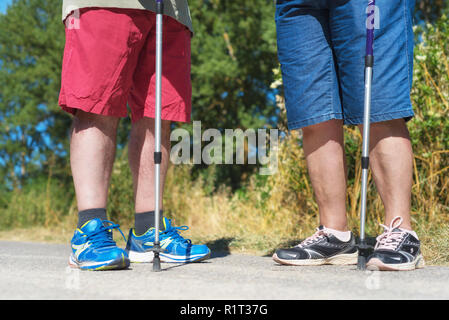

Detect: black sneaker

[272,226,358,266]
[367,216,425,271]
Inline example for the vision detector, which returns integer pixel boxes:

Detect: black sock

[135,210,164,235]
[77,208,107,228]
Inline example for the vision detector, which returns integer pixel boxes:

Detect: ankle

[324,227,352,242]
[77,208,107,228]
[134,210,164,235]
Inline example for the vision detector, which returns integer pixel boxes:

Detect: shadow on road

[206,237,234,259]
[154,237,235,272]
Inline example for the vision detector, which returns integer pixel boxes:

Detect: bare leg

[302,119,349,231]
[358,119,413,230]
[70,111,119,211]
[128,117,171,213]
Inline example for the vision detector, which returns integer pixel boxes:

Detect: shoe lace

[375,216,407,251]
[297,227,329,248]
[83,220,127,248]
[161,219,192,245]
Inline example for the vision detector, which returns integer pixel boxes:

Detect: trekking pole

[357,0,376,271]
[152,0,164,272]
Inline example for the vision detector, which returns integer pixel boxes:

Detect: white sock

[400,228,419,240]
[325,227,352,242]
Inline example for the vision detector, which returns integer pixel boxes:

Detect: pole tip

[357,255,367,270]
[153,255,162,272]
[357,241,372,271]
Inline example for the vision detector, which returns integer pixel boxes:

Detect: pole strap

[365,55,374,68]
[361,156,370,170]
[154,152,162,164]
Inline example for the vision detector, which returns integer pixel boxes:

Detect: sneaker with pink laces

[272,226,358,266]
[367,216,425,271]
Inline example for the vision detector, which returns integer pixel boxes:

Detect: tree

[0,0,445,191]
[0,0,67,188]
[189,0,278,130]
[187,0,279,188]
[415,0,449,23]
[0,0,279,190]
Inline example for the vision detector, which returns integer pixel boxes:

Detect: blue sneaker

[69,218,130,271]
[126,217,211,263]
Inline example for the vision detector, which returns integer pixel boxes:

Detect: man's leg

[70,110,119,214]
[359,119,414,230]
[126,117,211,263]
[128,117,171,234]
[69,110,130,271]
[302,119,349,231]
[125,13,210,263]
[60,7,153,270]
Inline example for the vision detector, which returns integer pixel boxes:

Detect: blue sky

[0,0,12,14]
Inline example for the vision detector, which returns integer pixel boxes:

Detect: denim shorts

[275,0,416,130]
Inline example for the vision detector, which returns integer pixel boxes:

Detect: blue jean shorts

[276,0,416,130]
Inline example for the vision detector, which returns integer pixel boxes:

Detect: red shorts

[59,8,192,123]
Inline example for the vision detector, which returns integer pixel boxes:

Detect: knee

[360,119,410,141]
[72,110,120,132]
[302,119,343,137]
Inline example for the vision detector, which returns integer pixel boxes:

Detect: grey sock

[135,210,164,235]
[77,208,107,228]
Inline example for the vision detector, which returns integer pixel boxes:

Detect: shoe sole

[272,251,358,266]
[128,250,211,264]
[69,254,130,271]
[366,254,425,271]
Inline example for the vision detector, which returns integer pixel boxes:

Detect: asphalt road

[0,241,448,300]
